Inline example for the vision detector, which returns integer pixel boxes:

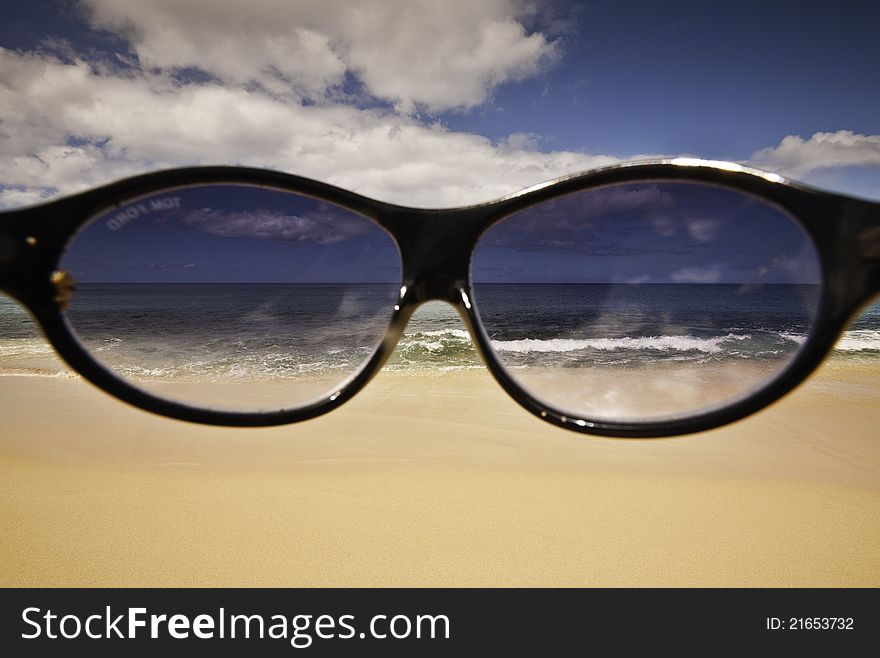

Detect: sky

[61,185,405,283]
[472,182,822,284]
[59,178,822,284]
[1,0,879,212]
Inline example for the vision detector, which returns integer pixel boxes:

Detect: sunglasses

[0,159,877,437]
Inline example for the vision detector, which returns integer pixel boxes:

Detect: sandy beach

[0,356,877,587]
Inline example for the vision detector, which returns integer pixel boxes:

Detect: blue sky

[1,0,878,209]
[446,1,880,160]
[59,179,821,284]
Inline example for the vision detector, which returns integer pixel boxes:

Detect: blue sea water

[0,283,877,381]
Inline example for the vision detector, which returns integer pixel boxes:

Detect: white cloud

[479,184,677,248]
[2,2,876,214]
[670,265,721,284]
[81,0,558,113]
[0,187,54,208]
[0,47,621,208]
[182,207,373,244]
[749,130,880,177]
[685,218,721,243]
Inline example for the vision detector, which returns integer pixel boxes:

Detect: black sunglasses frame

[0,159,878,437]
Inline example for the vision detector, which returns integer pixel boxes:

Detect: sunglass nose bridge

[388,207,485,307]
[399,273,470,308]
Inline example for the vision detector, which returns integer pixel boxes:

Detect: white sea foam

[0,339,54,357]
[0,324,877,381]
[420,329,471,339]
[402,339,445,352]
[94,337,124,352]
[0,369,76,379]
[492,333,751,354]
[775,331,807,345]
[398,329,472,354]
[835,329,880,352]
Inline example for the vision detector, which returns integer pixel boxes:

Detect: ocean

[0,283,877,417]
[0,283,878,379]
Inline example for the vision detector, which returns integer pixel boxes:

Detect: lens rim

[459,162,865,437]
[15,170,409,426]
[468,178,825,426]
[1,160,875,435]
[57,182,405,414]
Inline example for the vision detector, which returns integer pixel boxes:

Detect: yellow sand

[0,360,877,587]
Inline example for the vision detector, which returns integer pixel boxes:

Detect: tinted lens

[60,185,401,412]
[471,181,822,423]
